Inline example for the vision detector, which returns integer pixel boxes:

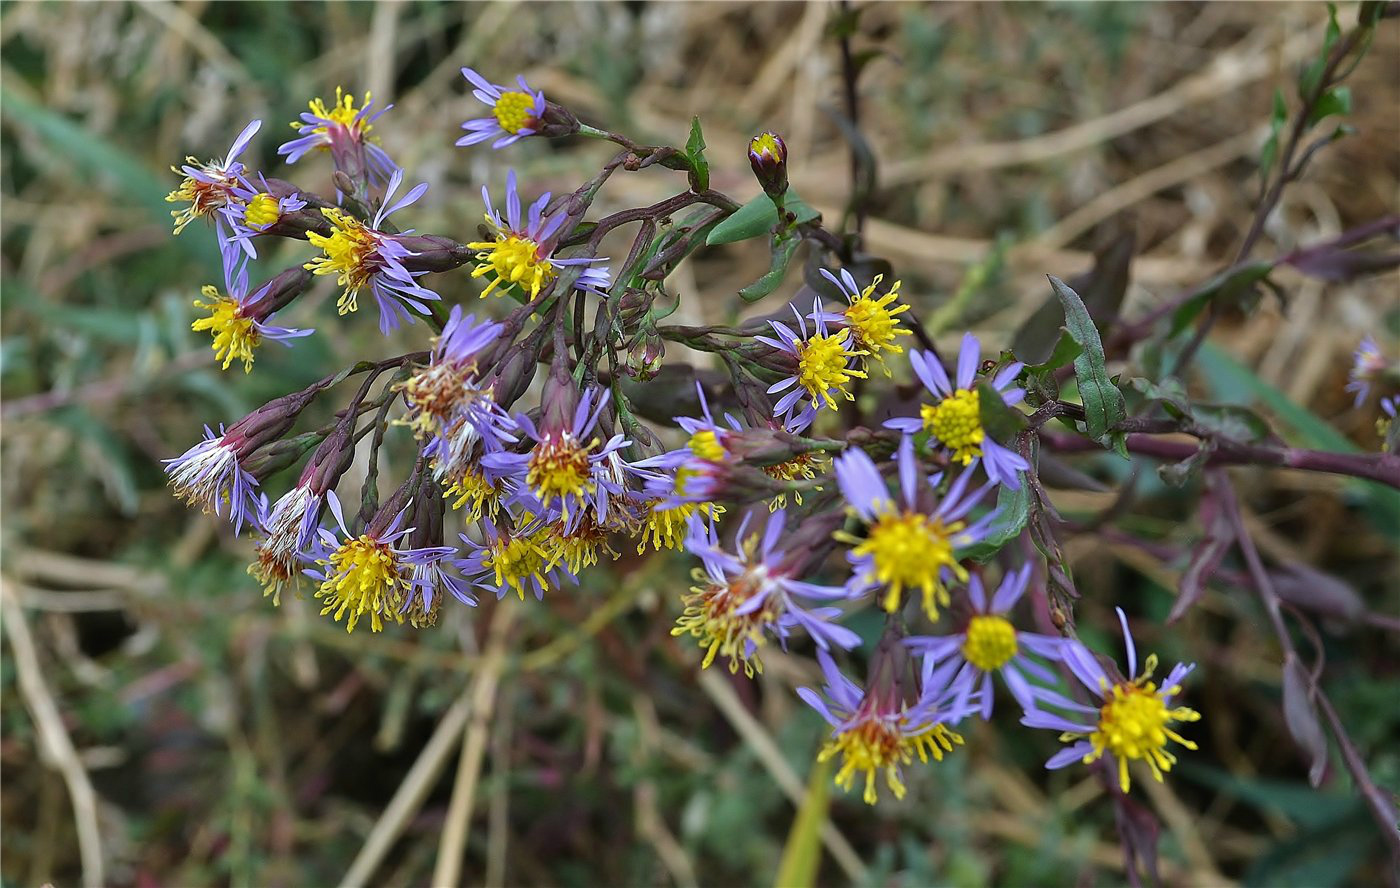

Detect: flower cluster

[163,68,1202,817]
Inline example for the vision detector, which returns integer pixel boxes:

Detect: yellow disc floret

[442,462,501,520]
[492,91,538,134]
[672,560,779,678]
[843,508,968,619]
[796,328,867,410]
[468,225,556,300]
[243,193,281,228]
[962,614,1018,671]
[687,429,726,462]
[192,286,259,373]
[303,87,374,141]
[638,500,722,554]
[1074,655,1202,793]
[843,275,911,373]
[526,435,596,518]
[922,388,984,465]
[305,208,381,314]
[483,528,556,601]
[819,710,963,805]
[314,536,407,633]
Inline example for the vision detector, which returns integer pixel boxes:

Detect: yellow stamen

[962,614,1018,671]
[483,527,556,601]
[314,535,407,633]
[818,711,963,805]
[796,327,866,410]
[441,462,501,521]
[843,275,911,375]
[303,87,374,142]
[687,429,726,462]
[166,161,239,234]
[526,435,596,519]
[922,388,984,465]
[468,225,556,300]
[637,500,723,554]
[839,507,967,619]
[243,193,281,228]
[761,452,825,510]
[192,286,259,372]
[305,208,380,314]
[491,90,538,134]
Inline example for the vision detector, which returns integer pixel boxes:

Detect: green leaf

[706,190,820,246]
[1191,403,1276,444]
[738,236,801,302]
[1298,4,1341,100]
[1169,261,1276,336]
[1306,86,1351,126]
[685,115,710,192]
[771,756,832,888]
[976,378,1027,443]
[958,481,1031,562]
[1048,276,1125,448]
[1128,376,1191,419]
[1260,89,1287,177]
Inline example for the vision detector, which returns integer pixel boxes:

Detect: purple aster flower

[675,508,860,678]
[1346,335,1389,407]
[278,87,397,187]
[401,304,509,441]
[455,516,578,602]
[798,647,978,804]
[905,564,1066,720]
[810,267,912,375]
[468,170,611,300]
[164,424,259,534]
[884,334,1030,489]
[166,119,261,234]
[195,240,313,372]
[756,298,868,421]
[221,173,309,259]
[457,67,546,149]
[1021,607,1201,794]
[303,491,455,633]
[833,436,997,619]
[304,168,441,334]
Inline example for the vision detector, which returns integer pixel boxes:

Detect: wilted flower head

[167,119,260,235]
[304,169,441,333]
[400,305,506,440]
[834,437,996,619]
[812,268,911,374]
[675,509,859,677]
[1022,607,1201,794]
[468,170,611,300]
[885,334,1029,488]
[278,87,397,187]
[757,298,868,420]
[193,242,313,372]
[164,425,260,533]
[458,68,547,149]
[799,646,975,804]
[906,564,1065,719]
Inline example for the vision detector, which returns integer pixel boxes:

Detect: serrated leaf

[958,482,1031,562]
[685,115,709,192]
[1048,275,1125,448]
[706,190,820,246]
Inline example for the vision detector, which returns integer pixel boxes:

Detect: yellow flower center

[467,230,556,300]
[818,711,963,805]
[844,276,910,371]
[243,193,281,228]
[761,452,825,510]
[921,388,984,465]
[442,462,501,520]
[166,162,239,234]
[305,87,372,141]
[399,362,480,439]
[526,435,596,517]
[314,536,406,633]
[1073,658,1202,793]
[305,208,380,314]
[796,328,866,410]
[673,561,778,678]
[749,132,784,159]
[491,90,538,134]
[962,614,1018,671]
[484,529,555,601]
[844,507,967,619]
[192,286,259,373]
[638,500,722,554]
[687,429,726,462]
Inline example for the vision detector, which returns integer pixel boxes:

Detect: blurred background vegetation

[2,2,1397,886]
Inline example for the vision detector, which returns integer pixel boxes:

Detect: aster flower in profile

[756,298,868,420]
[834,437,996,620]
[400,305,507,440]
[468,170,611,300]
[164,425,260,533]
[456,516,577,602]
[457,67,547,149]
[798,645,975,805]
[674,509,859,678]
[193,241,313,372]
[304,169,441,334]
[905,565,1065,720]
[305,490,455,633]
[167,119,261,235]
[812,268,911,375]
[885,334,1030,488]
[278,87,397,186]
[1022,607,1201,794]
[221,174,309,259]
[482,385,628,526]
[1346,335,1390,407]
[399,484,474,629]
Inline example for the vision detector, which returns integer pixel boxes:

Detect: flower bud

[539,357,580,434]
[537,101,582,139]
[225,388,320,459]
[242,265,315,321]
[625,320,665,382]
[398,236,474,273]
[488,339,541,410]
[748,132,788,200]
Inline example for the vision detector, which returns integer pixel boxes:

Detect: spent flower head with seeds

[885,334,1030,488]
[167,119,261,235]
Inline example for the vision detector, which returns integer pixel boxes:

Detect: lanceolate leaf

[685,115,710,192]
[706,190,821,246]
[1048,275,1125,449]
